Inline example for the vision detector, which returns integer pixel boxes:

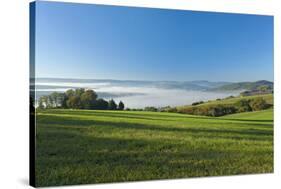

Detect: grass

[35,108,273,187]
[178,94,273,108]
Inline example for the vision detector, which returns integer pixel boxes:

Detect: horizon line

[32,77,274,83]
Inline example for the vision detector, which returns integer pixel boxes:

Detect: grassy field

[178,94,273,110]
[35,108,273,187]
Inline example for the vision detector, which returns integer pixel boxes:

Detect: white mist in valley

[108,87,239,108]
[35,79,240,108]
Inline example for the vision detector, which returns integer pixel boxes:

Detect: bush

[192,101,204,106]
[206,105,237,117]
[178,105,237,117]
[249,98,269,111]
[92,99,109,110]
[235,99,252,112]
[108,99,117,110]
[144,106,158,112]
[178,96,271,117]
[118,101,125,110]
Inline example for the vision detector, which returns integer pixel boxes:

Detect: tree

[249,98,269,111]
[65,89,75,98]
[80,90,98,109]
[118,101,125,110]
[167,107,178,113]
[92,99,109,110]
[236,99,252,112]
[108,99,117,110]
[38,96,46,109]
[49,92,66,108]
[144,106,158,112]
[66,96,81,109]
[74,88,85,97]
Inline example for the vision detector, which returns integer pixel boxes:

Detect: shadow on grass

[40,109,273,124]
[38,114,273,139]
[35,132,273,187]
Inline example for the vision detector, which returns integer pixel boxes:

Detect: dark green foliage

[179,105,237,117]
[67,96,82,109]
[178,95,271,117]
[108,99,117,110]
[80,90,98,109]
[191,101,204,106]
[207,105,237,117]
[249,97,269,111]
[92,99,109,110]
[118,101,125,110]
[130,108,143,111]
[167,107,178,113]
[37,88,123,110]
[235,99,252,113]
[65,89,75,97]
[144,106,158,112]
[74,88,85,97]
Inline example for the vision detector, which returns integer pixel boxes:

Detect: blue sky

[35,1,273,82]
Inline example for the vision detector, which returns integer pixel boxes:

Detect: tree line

[38,88,125,110]
[127,97,271,117]
[177,97,270,117]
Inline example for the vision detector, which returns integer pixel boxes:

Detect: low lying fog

[36,82,240,108]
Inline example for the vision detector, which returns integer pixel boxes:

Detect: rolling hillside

[212,80,273,91]
[177,94,273,116]
[35,108,273,186]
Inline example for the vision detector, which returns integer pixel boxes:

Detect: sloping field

[35,109,273,186]
[178,94,273,110]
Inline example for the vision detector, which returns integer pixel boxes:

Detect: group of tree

[177,97,270,117]
[126,97,271,117]
[38,88,125,110]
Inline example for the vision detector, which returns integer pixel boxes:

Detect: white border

[0,0,280,188]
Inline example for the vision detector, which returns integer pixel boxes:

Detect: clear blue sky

[35,1,273,82]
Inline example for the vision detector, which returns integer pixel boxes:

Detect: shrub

[118,101,125,110]
[192,101,204,106]
[249,98,269,111]
[92,99,109,110]
[144,106,158,112]
[206,105,236,117]
[108,99,117,110]
[178,105,237,117]
[167,107,178,113]
[235,99,252,113]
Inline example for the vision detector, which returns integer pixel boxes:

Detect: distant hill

[212,80,273,91]
[35,78,232,91]
[176,94,273,117]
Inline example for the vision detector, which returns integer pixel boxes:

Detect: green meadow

[35,108,273,187]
